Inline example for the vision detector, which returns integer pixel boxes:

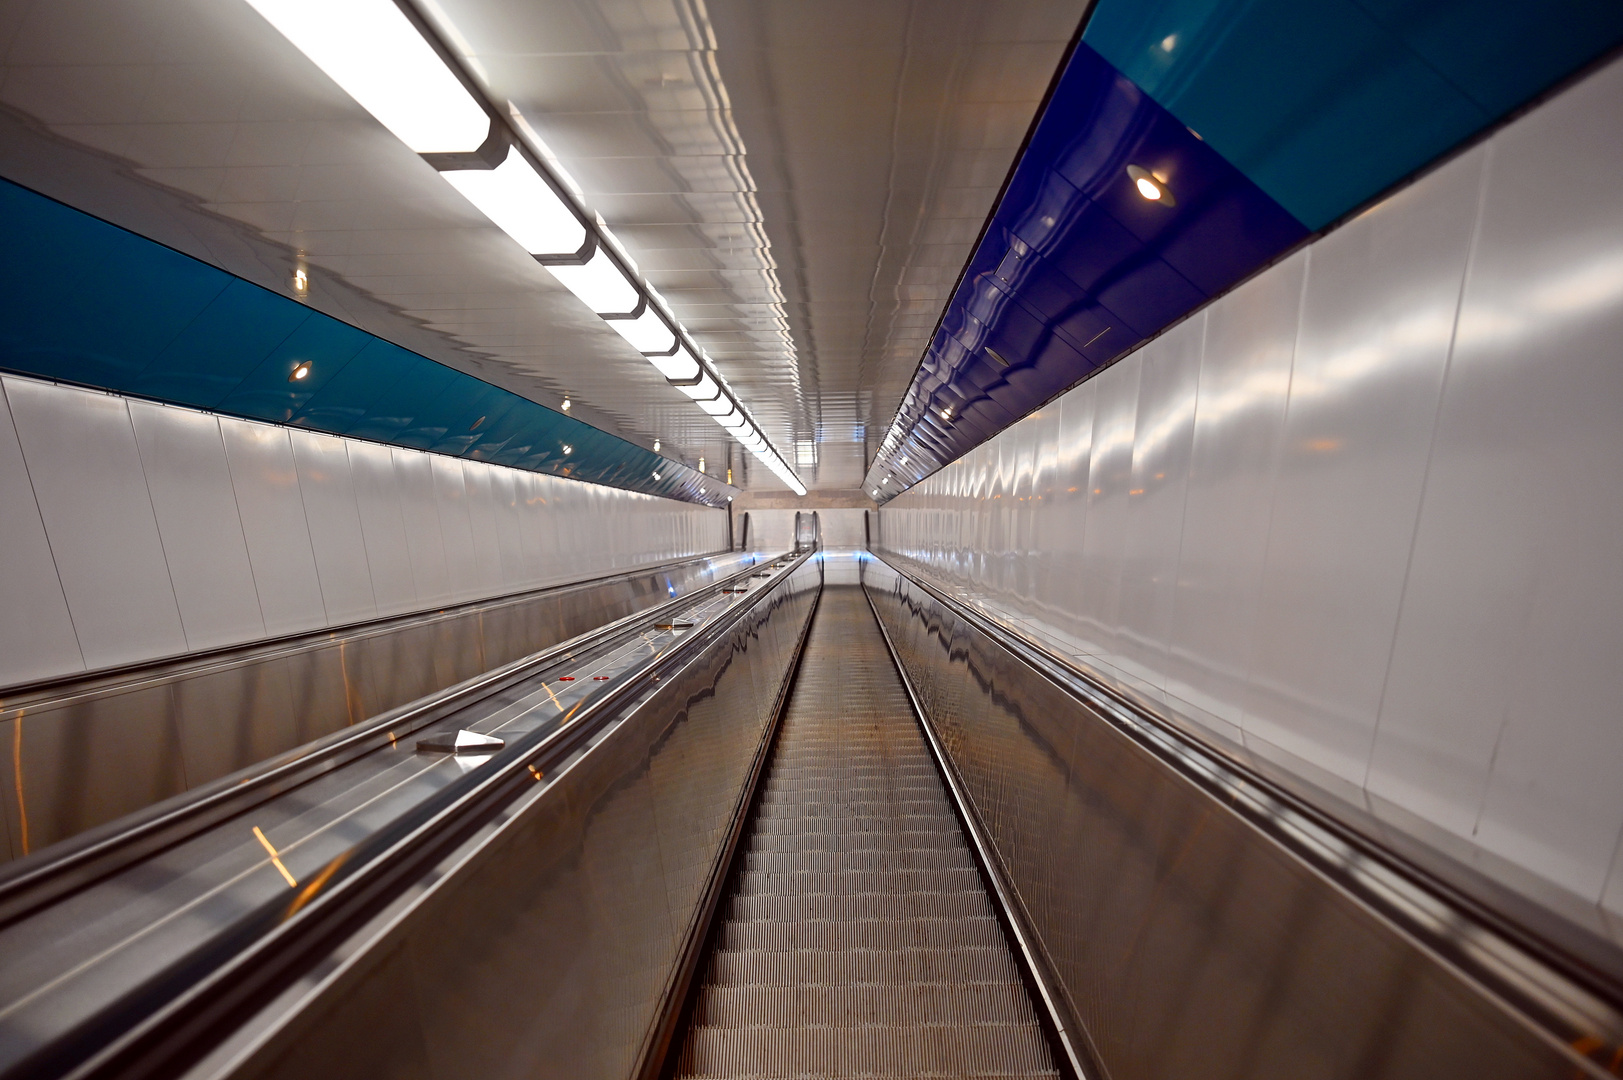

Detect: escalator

[4,549,1620,1080]
[670,587,1060,1079]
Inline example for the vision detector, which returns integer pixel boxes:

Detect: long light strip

[244,0,808,497]
[243,0,487,153]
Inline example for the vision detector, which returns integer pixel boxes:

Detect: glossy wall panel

[864,560,1587,1080]
[875,54,1623,914]
[0,386,83,684]
[128,401,267,651]
[0,376,728,689]
[2,376,189,669]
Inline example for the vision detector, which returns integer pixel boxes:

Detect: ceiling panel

[0,0,1086,492]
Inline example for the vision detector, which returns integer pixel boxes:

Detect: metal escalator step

[726,888,989,922]
[678,1022,1058,1078]
[716,914,1005,952]
[741,848,977,874]
[674,588,1060,1080]
[703,945,1025,988]
[691,982,1044,1027]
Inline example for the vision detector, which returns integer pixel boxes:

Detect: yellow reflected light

[1127,165,1176,207]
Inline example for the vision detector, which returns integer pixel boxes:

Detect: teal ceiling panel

[132,280,313,407]
[0,176,731,507]
[1084,0,1623,229]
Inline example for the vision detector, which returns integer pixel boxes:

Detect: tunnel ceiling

[0,0,1086,494]
[3,0,1614,499]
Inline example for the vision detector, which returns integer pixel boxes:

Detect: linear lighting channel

[245,0,806,496]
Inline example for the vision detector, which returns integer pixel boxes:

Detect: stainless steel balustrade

[0,552,758,865]
[65,549,827,1080]
[860,552,1623,1080]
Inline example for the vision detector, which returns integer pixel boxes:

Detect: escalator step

[673,589,1060,1080]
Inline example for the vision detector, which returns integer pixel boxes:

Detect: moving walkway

[2,548,1621,1080]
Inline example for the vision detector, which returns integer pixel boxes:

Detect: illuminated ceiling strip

[241,0,806,493]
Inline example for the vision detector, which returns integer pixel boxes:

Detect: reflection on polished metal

[0,549,823,1080]
[861,553,1623,1079]
[415,729,506,754]
[673,589,1060,1079]
[0,552,753,864]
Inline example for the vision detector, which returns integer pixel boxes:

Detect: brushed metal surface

[210,558,823,1080]
[863,556,1606,1080]
[0,553,763,863]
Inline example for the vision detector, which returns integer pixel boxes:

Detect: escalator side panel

[675,588,1060,1079]
[220,564,820,1080]
[0,555,749,861]
[863,557,1585,1080]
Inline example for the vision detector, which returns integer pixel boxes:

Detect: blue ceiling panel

[131,281,312,407]
[0,177,731,507]
[869,42,1305,494]
[1084,0,1623,230]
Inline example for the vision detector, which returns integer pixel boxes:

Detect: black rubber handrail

[4,549,818,1080]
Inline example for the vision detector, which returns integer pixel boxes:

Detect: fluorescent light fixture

[606,308,677,354]
[698,396,734,416]
[244,0,489,154]
[544,250,638,315]
[444,156,585,256]
[648,345,701,382]
[677,373,719,400]
[714,408,746,428]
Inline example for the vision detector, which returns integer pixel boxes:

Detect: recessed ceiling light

[289,360,313,382]
[292,268,308,293]
[561,443,573,454]
[561,397,571,411]
[653,472,661,480]
[653,439,660,452]
[698,457,706,473]
[1126,165,1176,206]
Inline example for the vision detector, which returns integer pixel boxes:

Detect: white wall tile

[391,447,450,606]
[219,416,327,636]
[487,467,526,587]
[346,440,417,616]
[1115,313,1203,693]
[4,378,187,669]
[128,401,264,651]
[0,384,83,685]
[460,461,504,594]
[431,455,478,601]
[1077,356,1141,662]
[1409,61,1623,901]
[290,429,376,625]
[1243,146,1484,786]
[1164,252,1304,740]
